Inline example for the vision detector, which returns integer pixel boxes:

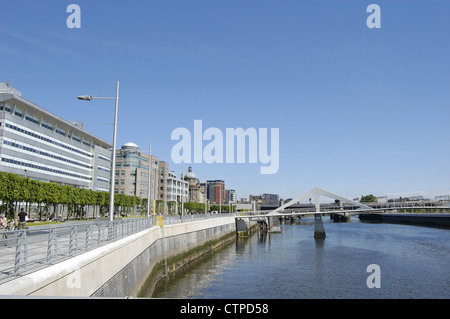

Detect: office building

[207,180,225,204]
[225,189,236,204]
[262,193,280,206]
[0,82,112,191]
[157,161,169,202]
[114,142,159,200]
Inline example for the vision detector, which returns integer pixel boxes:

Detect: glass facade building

[115,142,159,200]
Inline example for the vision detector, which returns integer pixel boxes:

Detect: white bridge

[235,187,450,239]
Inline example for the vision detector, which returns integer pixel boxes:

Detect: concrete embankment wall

[0,217,238,297]
[359,214,450,228]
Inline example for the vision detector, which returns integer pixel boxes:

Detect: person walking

[0,214,7,229]
[18,208,27,230]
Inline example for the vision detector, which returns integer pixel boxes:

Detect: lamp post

[147,142,152,218]
[77,81,119,222]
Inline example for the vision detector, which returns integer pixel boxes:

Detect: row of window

[3,121,93,158]
[98,154,111,163]
[97,176,110,184]
[3,139,93,170]
[1,157,92,181]
[97,165,110,173]
[1,103,92,147]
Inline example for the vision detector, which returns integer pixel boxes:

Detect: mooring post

[236,218,248,237]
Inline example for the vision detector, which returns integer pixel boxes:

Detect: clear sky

[1,0,449,201]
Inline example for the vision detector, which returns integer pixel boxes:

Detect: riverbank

[153,218,450,299]
[359,213,450,228]
[146,221,259,297]
[143,231,236,297]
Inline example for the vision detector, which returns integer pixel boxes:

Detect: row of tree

[182,202,235,214]
[0,172,236,221]
[0,172,140,220]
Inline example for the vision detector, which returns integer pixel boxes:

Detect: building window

[4,121,94,157]
[2,139,93,169]
[55,127,66,136]
[14,109,23,117]
[98,154,111,162]
[41,121,53,130]
[25,114,39,125]
[1,157,92,181]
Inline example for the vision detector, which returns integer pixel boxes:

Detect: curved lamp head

[77,95,93,101]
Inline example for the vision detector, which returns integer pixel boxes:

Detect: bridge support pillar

[314,214,326,239]
[268,217,281,233]
[332,213,350,223]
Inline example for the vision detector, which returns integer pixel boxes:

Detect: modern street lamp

[77,81,119,222]
[146,142,152,218]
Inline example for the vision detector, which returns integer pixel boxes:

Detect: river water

[151,217,450,299]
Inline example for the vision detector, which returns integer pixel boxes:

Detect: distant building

[249,193,280,207]
[225,189,236,204]
[207,180,225,204]
[166,169,188,203]
[262,193,280,206]
[114,142,158,200]
[184,165,204,203]
[0,82,111,191]
[157,160,169,202]
[249,195,264,204]
[239,198,250,204]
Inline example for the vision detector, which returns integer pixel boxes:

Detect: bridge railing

[0,213,234,285]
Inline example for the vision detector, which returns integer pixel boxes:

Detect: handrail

[0,213,234,285]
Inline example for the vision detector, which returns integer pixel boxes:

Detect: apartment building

[157,161,188,203]
[207,180,225,204]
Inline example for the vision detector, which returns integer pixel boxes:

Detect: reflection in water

[151,217,450,299]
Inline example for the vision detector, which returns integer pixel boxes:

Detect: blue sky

[1,0,449,201]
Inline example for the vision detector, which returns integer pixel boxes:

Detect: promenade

[0,213,233,286]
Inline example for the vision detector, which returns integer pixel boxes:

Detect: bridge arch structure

[265,187,373,239]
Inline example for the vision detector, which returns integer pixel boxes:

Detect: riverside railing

[0,213,234,285]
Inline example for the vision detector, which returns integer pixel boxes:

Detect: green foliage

[360,194,378,203]
[0,172,139,218]
[184,202,206,213]
[210,204,235,213]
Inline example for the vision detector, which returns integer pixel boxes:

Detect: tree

[0,172,142,220]
[360,194,377,203]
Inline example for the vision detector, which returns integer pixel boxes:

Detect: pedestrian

[0,214,7,229]
[18,208,27,230]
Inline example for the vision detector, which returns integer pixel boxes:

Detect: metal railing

[0,213,235,285]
